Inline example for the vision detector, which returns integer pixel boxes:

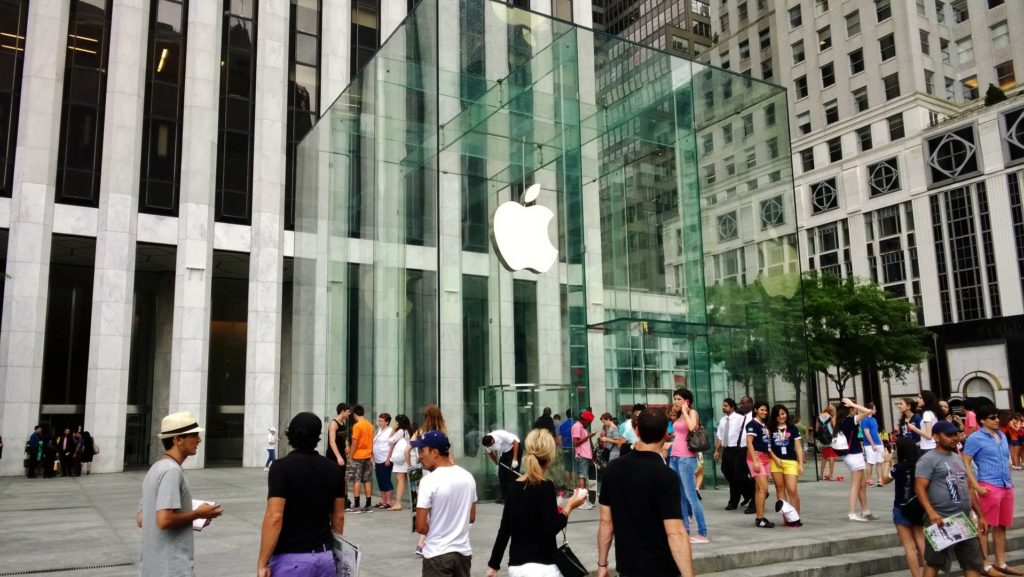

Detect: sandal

[822,475,831,480]
[835,476,844,481]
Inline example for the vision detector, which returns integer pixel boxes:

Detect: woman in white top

[386,414,413,511]
[373,413,395,508]
[264,427,277,471]
[908,390,940,451]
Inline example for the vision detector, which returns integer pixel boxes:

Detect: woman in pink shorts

[745,401,781,529]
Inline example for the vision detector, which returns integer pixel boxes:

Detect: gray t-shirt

[604,426,622,460]
[139,458,194,577]
[915,449,971,518]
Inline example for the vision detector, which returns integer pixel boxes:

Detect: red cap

[580,410,595,423]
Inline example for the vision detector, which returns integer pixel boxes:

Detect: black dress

[488,479,567,570]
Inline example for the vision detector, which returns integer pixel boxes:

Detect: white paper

[191,500,213,532]
[333,534,360,577]
[924,512,978,552]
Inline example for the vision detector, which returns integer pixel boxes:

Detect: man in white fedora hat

[137,411,223,577]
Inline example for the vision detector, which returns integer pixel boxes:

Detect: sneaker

[415,546,424,557]
[998,564,1023,576]
[360,504,373,513]
[743,504,756,515]
[263,467,269,472]
[848,513,869,522]
[346,505,358,513]
[862,511,880,520]
[579,502,594,510]
[755,518,775,528]
[784,520,803,528]
[689,535,710,543]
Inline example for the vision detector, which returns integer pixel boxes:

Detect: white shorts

[844,452,866,472]
[509,564,562,577]
[864,446,884,465]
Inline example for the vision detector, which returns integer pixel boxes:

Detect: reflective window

[887,113,904,140]
[56,0,114,207]
[883,73,900,100]
[140,0,188,216]
[216,0,258,223]
[351,0,379,78]
[853,86,868,112]
[879,33,895,61]
[857,125,873,151]
[285,0,321,230]
[0,0,28,198]
[849,48,864,74]
[827,137,842,163]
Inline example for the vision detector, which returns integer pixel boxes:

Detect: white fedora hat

[158,411,205,439]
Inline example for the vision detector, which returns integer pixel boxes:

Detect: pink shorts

[746,452,771,478]
[978,482,1014,527]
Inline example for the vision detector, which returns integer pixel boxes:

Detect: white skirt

[391,439,409,473]
[508,563,563,577]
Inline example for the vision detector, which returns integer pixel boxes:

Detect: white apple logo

[492,183,558,273]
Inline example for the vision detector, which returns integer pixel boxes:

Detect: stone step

[696,521,1024,577]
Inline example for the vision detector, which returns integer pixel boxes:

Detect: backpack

[814,416,834,446]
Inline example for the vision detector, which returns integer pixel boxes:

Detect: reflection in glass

[216,4,258,224]
[285,0,320,230]
[0,0,27,198]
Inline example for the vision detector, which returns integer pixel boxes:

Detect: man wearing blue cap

[412,430,477,577]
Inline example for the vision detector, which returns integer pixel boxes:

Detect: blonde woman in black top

[487,429,588,577]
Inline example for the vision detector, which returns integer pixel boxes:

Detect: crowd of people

[127,387,1022,577]
[21,425,97,478]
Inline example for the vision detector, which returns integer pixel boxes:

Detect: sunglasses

[983,415,1000,421]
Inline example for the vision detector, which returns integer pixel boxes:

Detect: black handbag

[554,531,588,577]
[687,424,711,453]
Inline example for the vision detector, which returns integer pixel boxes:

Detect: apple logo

[492,183,558,273]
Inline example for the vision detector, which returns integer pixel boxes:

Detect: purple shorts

[269,549,336,577]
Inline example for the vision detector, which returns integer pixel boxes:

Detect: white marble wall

[84,0,149,475]
[168,0,223,468]
[243,0,289,467]
[0,0,69,477]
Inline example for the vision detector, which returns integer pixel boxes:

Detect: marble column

[0,0,70,477]
[84,0,149,474]
[168,0,222,469]
[243,0,288,467]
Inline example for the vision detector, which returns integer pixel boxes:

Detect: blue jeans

[669,455,707,537]
[265,449,276,467]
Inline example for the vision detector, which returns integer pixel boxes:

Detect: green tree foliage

[802,273,928,397]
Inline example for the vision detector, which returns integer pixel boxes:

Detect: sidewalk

[1,467,1023,576]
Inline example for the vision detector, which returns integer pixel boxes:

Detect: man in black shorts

[915,420,987,577]
[597,409,695,577]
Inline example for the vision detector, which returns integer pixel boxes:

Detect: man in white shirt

[413,430,477,577]
[713,398,747,511]
[481,430,520,503]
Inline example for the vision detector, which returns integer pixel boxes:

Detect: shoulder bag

[554,530,588,577]
[687,423,711,453]
[831,426,850,455]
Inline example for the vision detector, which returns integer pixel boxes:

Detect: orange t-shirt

[350,418,374,460]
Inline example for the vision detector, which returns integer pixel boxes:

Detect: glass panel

[293,0,806,498]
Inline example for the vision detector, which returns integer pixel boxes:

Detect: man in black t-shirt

[597,409,695,577]
[257,412,347,577]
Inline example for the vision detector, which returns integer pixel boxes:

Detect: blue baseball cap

[932,421,959,436]
[411,430,450,451]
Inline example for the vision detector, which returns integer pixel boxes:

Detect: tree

[985,84,1008,106]
[801,273,929,398]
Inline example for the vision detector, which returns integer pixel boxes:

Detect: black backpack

[814,417,834,446]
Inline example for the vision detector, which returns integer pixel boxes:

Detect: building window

[920,30,930,55]
[951,0,968,24]
[792,40,805,63]
[795,75,808,99]
[961,75,979,101]
[800,148,814,172]
[758,27,770,49]
[940,38,951,63]
[1004,108,1024,163]
[879,33,895,61]
[988,0,1004,7]
[1008,174,1024,298]
[738,0,748,22]
[945,77,956,101]
[824,100,839,124]
[853,86,869,112]
[351,0,380,77]
[956,37,973,65]
[789,5,801,28]
[553,0,573,19]
[868,158,900,196]
[991,21,1009,51]
[888,113,905,140]
[996,62,1016,90]
[216,0,259,224]
[761,196,785,229]
[818,26,832,51]
[917,0,927,16]
[883,73,900,100]
[821,62,835,87]
[139,0,189,216]
[761,58,773,80]
[936,0,946,23]
[56,0,114,207]
[702,133,714,154]
[930,195,953,322]
[723,123,733,144]
[926,125,979,185]
[797,111,811,135]
[725,155,735,175]
[827,137,842,163]
[285,0,321,230]
[718,212,738,241]
[720,50,730,69]
[857,125,873,151]
[925,70,935,94]
[746,148,756,168]
[739,39,749,60]
[845,10,860,37]
[849,48,864,74]
[945,187,984,320]
[742,113,754,138]
[0,0,28,198]
[767,137,779,159]
[815,0,829,16]
[811,178,839,214]
[723,77,733,98]
[764,103,776,127]
[704,164,716,185]
[875,0,891,22]
[720,14,729,34]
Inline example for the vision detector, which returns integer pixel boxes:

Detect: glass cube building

[293,0,805,495]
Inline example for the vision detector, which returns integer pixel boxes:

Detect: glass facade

[0,0,27,198]
[294,0,804,496]
[285,0,321,230]
[216,0,258,224]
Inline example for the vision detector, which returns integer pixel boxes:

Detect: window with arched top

[964,376,995,402]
